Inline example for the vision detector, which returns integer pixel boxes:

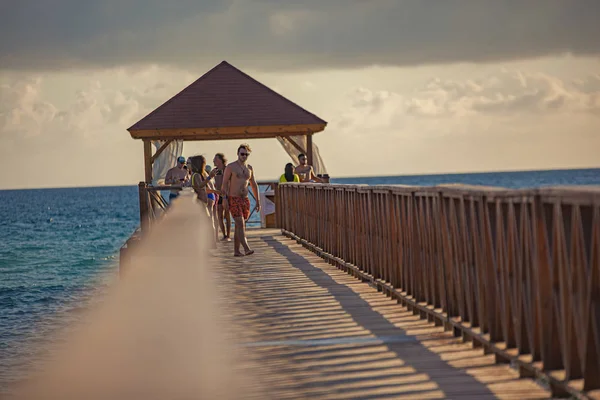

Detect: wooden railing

[120,182,169,276]
[279,183,600,398]
[138,182,172,232]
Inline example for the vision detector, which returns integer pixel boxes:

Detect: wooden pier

[118,183,600,399]
[214,229,552,399]
[119,60,600,399]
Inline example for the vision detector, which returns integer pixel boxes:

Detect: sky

[1,0,599,189]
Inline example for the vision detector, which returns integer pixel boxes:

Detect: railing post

[533,195,564,372]
[273,182,281,229]
[119,245,129,279]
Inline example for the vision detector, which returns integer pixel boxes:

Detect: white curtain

[276,135,328,175]
[151,140,184,185]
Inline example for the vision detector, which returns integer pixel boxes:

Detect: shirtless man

[295,153,322,183]
[222,144,261,257]
[213,153,231,241]
[165,156,189,201]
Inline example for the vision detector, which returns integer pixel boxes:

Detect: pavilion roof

[127,61,327,141]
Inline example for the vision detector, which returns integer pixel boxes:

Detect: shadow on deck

[213,229,551,400]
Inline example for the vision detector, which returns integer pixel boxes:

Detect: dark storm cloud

[1,0,599,72]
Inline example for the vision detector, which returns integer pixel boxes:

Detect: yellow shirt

[279,174,300,183]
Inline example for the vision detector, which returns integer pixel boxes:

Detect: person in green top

[279,163,301,183]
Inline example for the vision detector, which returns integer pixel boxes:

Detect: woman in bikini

[205,165,221,242]
[189,155,218,241]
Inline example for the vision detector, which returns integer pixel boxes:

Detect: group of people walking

[164,145,324,257]
[165,143,260,257]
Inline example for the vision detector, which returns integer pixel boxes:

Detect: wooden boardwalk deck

[211,229,552,400]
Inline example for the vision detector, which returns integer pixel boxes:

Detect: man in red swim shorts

[222,144,261,257]
[228,196,250,221]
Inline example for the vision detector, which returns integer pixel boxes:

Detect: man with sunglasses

[222,144,260,257]
[294,153,322,183]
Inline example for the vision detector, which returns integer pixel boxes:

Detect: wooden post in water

[138,182,150,233]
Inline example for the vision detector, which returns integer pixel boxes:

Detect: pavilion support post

[143,140,153,184]
[306,132,314,166]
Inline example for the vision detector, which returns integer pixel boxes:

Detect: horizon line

[1,166,599,191]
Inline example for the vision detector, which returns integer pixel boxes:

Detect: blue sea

[1,168,599,392]
[330,168,600,188]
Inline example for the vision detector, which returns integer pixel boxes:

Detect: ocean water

[0,186,140,392]
[1,168,599,392]
[330,168,600,189]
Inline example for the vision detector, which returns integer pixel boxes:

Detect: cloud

[333,71,600,129]
[421,71,600,116]
[317,69,600,177]
[1,65,599,189]
[0,78,65,149]
[0,67,194,188]
[332,88,406,135]
[1,1,600,72]
[0,78,137,147]
[0,66,199,145]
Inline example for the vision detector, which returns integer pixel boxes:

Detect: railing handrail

[146,180,280,190]
[279,181,600,202]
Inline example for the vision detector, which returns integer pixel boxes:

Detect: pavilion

[127,61,328,184]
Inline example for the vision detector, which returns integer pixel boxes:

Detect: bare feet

[221,236,231,242]
[234,252,244,257]
[244,250,255,256]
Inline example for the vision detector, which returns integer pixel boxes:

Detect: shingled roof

[127,61,327,141]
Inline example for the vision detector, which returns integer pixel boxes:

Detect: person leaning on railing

[295,153,322,183]
[279,163,300,183]
[165,156,190,201]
